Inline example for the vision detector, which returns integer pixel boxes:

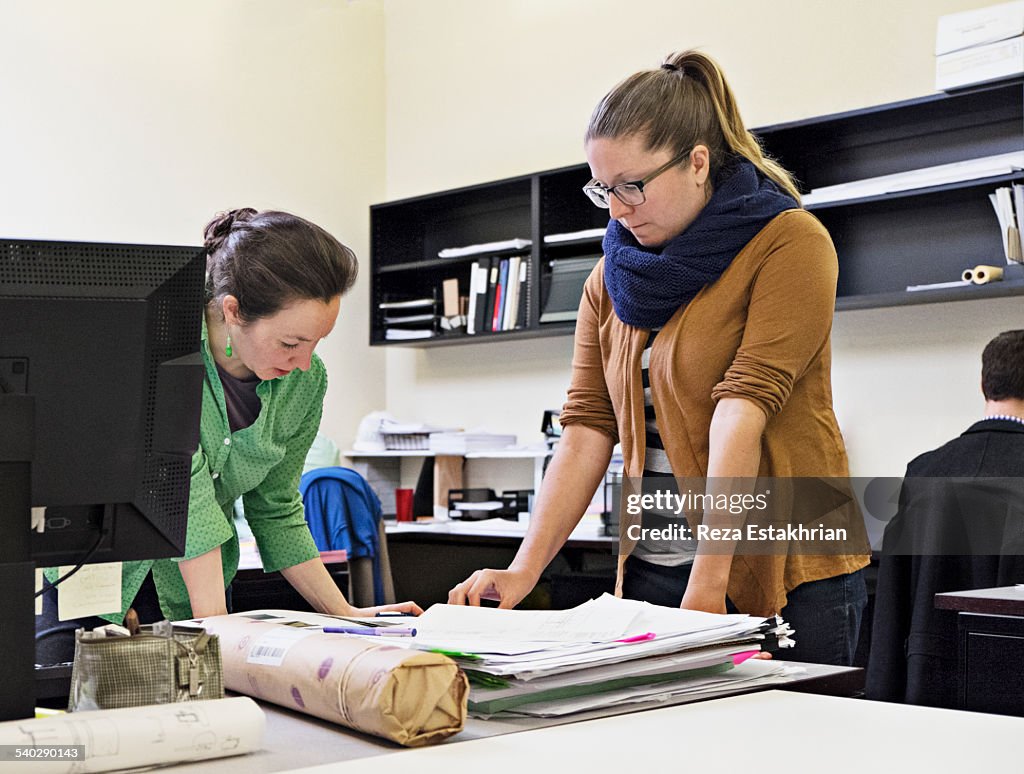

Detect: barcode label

[247,628,316,666]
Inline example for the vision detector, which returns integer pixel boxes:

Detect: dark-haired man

[867,329,1024,708]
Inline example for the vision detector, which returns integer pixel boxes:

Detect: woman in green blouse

[40,209,419,655]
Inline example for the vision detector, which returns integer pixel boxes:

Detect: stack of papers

[409,594,796,718]
[184,597,797,719]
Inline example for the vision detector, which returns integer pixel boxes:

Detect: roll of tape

[970,265,1004,285]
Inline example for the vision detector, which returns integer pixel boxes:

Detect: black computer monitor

[0,238,206,719]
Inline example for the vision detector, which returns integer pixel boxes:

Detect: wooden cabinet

[370,79,1024,347]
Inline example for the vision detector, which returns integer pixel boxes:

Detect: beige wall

[2,1,1020,478]
[381,0,1024,476]
[0,0,387,449]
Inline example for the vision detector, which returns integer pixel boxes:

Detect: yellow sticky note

[56,562,122,621]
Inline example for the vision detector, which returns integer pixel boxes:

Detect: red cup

[395,488,414,522]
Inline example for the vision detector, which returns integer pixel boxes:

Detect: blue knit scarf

[602,157,797,329]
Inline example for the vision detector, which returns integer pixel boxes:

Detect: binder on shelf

[502,256,521,331]
[466,261,481,335]
[516,258,529,329]
[472,260,490,334]
[492,258,509,333]
[539,255,601,324]
[482,258,499,333]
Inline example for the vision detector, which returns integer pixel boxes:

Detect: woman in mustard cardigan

[449,50,870,665]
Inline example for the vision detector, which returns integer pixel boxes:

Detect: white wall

[0,0,387,448]
[381,0,1024,476]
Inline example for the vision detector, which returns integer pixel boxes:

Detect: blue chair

[299,467,395,607]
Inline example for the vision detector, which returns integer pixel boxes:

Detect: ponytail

[586,49,801,204]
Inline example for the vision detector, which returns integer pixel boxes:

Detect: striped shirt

[634,329,697,567]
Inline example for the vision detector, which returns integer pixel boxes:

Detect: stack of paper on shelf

[935,2,1024,91]
[379,297,437,341]
[408,594,796,718]
[378,420,455,450]
[429,431,517,454]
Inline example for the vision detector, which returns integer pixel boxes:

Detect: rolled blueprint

[965,264,1004,284]
[0,696,264,773]
[201,615,467,747]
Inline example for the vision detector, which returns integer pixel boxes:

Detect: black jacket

[865,419,1024,708]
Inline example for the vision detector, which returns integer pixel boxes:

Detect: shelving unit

[343,448,552,513]
[369,79,1024,347]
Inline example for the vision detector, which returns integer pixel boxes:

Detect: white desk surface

[291,690,1022,773]
[168,664,859,773]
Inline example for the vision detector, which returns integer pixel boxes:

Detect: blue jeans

[622,555,866,666]
[779,569,867,666]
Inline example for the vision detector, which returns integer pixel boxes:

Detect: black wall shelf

[370,79,1024,348]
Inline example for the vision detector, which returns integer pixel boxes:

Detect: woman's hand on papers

[348,600,424,617]
[448,568,536,609]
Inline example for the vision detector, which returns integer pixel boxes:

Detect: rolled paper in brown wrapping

[969,264,1004,285]
[201,615,467,747]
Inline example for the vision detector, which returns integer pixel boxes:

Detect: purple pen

[323,626,417,637]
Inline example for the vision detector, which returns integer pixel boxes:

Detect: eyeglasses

[582,147,693,208]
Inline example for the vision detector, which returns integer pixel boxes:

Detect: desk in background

[935,585,1024,716]
[385,517,616,607]
[232,541,348,613]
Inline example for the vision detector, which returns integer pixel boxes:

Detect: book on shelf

[461,254,530,334]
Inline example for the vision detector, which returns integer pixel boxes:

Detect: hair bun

[202,207,258,253]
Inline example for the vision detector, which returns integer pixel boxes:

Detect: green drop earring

[225,335,233,358]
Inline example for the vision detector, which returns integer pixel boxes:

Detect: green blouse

[106,322,325,622]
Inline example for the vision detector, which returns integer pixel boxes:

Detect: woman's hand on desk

[448,567,536,609]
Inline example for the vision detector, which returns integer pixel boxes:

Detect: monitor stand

[0,394,38,721]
